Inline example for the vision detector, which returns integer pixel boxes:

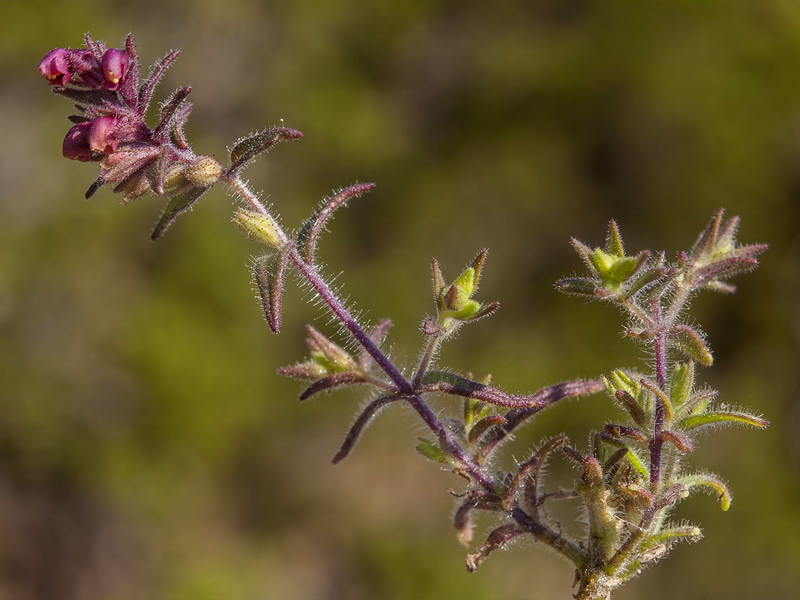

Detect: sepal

[432,250,499,331]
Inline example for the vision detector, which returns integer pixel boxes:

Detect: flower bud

[232,209,283,248]
[101,49,129,90]
[185,156,224,188]
[62,122,94,162]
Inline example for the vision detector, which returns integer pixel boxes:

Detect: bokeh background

[2,1,799,599]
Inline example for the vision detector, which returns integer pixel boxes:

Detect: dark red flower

[62,122,94,161]
[88,116,121,154]
[38,48,72,85]
[101,49,129,90]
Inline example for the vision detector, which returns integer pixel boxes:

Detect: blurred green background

[2,0,799,598]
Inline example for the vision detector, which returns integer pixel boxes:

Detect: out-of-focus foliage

[1,1,798,599]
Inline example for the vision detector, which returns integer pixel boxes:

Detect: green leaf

[253,252,289,333]
[670,325,713,367]
[643,525,703,549]
[553,277,599,298]
[415,437,451,464]
[624,448,649,477]
[669,362,695,410]
[306,325,358,372]
[640,378,674,424]
[150,186,208,240]
[679,472,733,511]
[606,220,625,257]
[296,183,375,263]
[227,126,302,174]
[678,410,769,432]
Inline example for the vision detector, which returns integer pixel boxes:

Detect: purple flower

[62,117,123,161]
[87,116,121,154]
[38,48,72,85]
[62,122,94,162]
[101,49,129,90]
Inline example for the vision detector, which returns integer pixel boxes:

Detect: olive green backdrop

[1,1,798,599]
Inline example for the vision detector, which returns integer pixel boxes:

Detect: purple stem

[649,298,668,488]
[287,246,497,492]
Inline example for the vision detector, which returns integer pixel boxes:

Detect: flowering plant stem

[225,174,498,492]
[40,35,769,600]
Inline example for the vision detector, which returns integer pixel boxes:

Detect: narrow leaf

[669,362,695,410]
[150,186,209,240]
[119,34,140,110]
[306,325,357,371]
[454,491,504,547]
[276,362,328,381]
[469,249,489,288]
[670,324,713,367]
[642,525,702,551]
[694,256,760,285]
[154,86,192,140]
[299,371,368,401]
[52,86,117,106]
[640,378,674,423]
[227,126,303,174]
[678,410,769,432]
[467,415,507,445]
[333,395,399,463]
[416,437,451,464]
[502,435,567,511]
[466,525,524,572]
[138,49,182,114]
[606,219,625,256]
[252,251,289,333]
[690,209,724,262]
[603,424,648,444]
[659,430,694,453]
[553,277,600,298]
[296,183,376,262]
[679,472,733,511]
[357,318,392,371]
[569,238,598,275]
[431,257,446,301]
[613,389,647,427]
[679,388,718,417]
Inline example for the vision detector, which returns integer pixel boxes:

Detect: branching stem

[225,176,497,493]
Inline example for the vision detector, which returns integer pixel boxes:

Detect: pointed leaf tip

[253,251,288,333]
[227,126,304,173]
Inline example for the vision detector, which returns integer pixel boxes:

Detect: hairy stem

[649,297,667,489]
[289,247,496,491]
[226,175,497,492]
[412,335,442,388]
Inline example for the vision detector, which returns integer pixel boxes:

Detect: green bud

[306,326,358,373]
[669,362,695,409]
[232,208,284,248]
[185,155,224,188]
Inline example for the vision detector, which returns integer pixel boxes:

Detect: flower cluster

[39,45,130,90]
[39,34,225,238]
